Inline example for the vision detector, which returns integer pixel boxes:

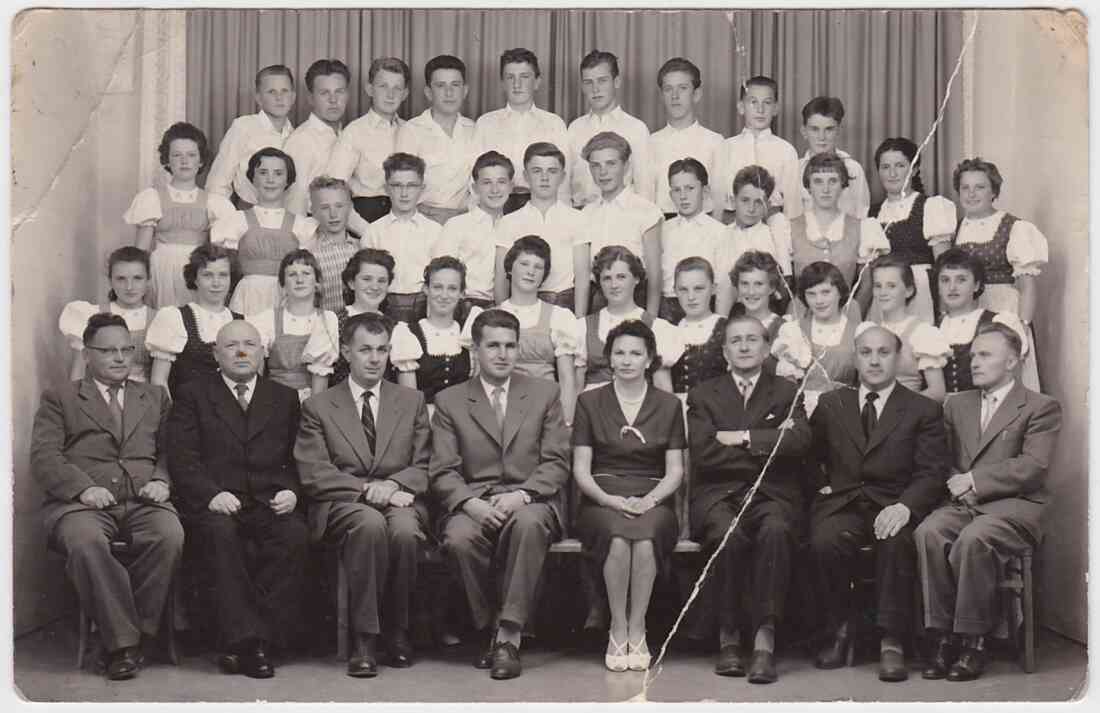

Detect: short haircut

[801,95,846,124]
[500,47,540,77]
[733,164,775,199]
[523,141,566,168]
[472,150,515,181]
[255,64,294,91]
[342,248,394,305]
[278,249,324,308]
[106,246,151,301]
[309,175,352,199]
[471,308,520,345]
[674,256,715,284]
[874,137,926,195]
[184,243,237,291]
[730,250,784,292]
[582,131,631,163]
[158,122,209,174]
[657,57,701,89]
[382,152,426,181]
[796,260,850,308]
[425,54,467,84]
[368,57,411,87]
[667,157,708,186]
[341,311,393,346]
[725,314,771,343]
[503,235,552,287]
[856,324,903,352]
[592,244,646,285]
[246,147,297,187]
[870,253,917,304]
[933,247,987,299]
[604,319,662,376]
[83,312,129,346]
[739,75,778,100]
[424,254,468,293]
[580,49,619,78]
[976,321,1023,358]
[802,151,850,189]
[305,58,350,92]
[953,157,1003,199]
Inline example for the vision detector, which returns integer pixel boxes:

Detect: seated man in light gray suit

[294,312,431,678]
[430,309,571,681]
[916,322,1062,682]
[30,313,183,680]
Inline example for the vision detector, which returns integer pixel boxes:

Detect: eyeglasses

[85,345,137,358]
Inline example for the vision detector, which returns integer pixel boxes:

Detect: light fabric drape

[187,8,964,200]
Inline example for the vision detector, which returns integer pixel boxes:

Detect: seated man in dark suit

[167,319,308,679]
[916,322,1062,681]
[294,312,431,677]
[429,309,571,680]
[688,315,812,683]
[809,324,949,682]
[31,313,183,680]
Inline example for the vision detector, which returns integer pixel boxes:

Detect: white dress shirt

[362,211,444,294]
[437,206,503,300]
[660,212,725,296]
[798,149,871,218]
[395,109,478,210]
[858,379,897,419]
[206,111,294,204]
[326,109,404,199]
[475,104,570,200]
[648,120,725,214]
[479,376,511,415]
[580,189,663,266]
[713,128,802,219]
[980,378,1016,430]
[716,220,791,276]
[496,201,589,294]
[283,113,341,216]
[348,377,382,426]
[730,369,762,403]
[567,105,651,207]
[222,374,258,407]
[93,378,126,409]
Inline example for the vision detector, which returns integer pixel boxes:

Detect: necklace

[614,382,647,405]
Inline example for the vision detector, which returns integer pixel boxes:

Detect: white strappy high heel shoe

[605,633,629,672]
[628,635,651,671]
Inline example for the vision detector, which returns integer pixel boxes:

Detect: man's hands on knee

[362,480,399,508]
[209,491,242,515]
[489,491,528,517]
[139,480,170,504]
[269,489,297,515]
[463,497,507,531]
[874,503,911,540]
[79,486,116,510]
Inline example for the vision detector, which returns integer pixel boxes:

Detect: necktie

[491,386,506,433]
[361,391,376,454]
[106,384,124,437]
[862,391,879,438]
[234,382,249,412]
[980,394,998,432]
[738,378,752,408]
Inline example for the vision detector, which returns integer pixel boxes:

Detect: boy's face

[385,169,425,214]
[502,61,540,108]
[808,170,843,210]
[581,62,620,114]
[801,113,839,155]
[473,165,513,212]
[737,84,777,131]
[587,147,627,196]
[308,73,349,124]
[675,268,715,319]
[366,69,409,118]
[525,155,565,201]
[660,70,701,123]
[256,74,296,119]
[311,186,352,235]
[669,171,706,218]
[424,68,468,117]
[733,183,768,227]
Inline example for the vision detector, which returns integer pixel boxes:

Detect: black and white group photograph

[3,2,1091,706]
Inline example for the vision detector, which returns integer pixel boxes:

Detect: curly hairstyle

[158,122,210,175]
[604,319,661,378]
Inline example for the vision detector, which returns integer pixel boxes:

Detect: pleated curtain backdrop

[186,8,964,201]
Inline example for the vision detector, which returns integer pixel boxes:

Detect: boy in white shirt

[396,55,478,225]
[326,57,412,224]
[659,158,726,323]
[206,64,296,208]
[649,57,725,219]
[361,153,443,322]
[712,75,802,224]
[798,96,870,218]
[437,151,513,310]
[475,48,570,212]
[580,131,663,314]
[566,50,651,207]
[283,60,353,217]
[496,142,591,316]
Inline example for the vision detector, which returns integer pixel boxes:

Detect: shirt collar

[730,369,762,390]
[468,205,497,224]
[804,210,846,242]
[801,148,850,161]
[348,377,382,406]
[315,230,356,247]
[859,379,897,406]
[983,378,1016,403]
[480,376,511,401]
[305,112,340,136]
[600,188,630,209]
[222,374,258,396]
[366,108,401,128]
[942,306,985,326]
[385,210,425,226]
[92,377,125,399]
[257,110,292,137]
[740,126,773,139]
[662,119,700,133]
[588,104,624,122]
[503,103,538,118]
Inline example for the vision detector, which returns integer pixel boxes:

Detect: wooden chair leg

[76,607,88,669]
[336,553,349,661]
[1022,551,1036,673]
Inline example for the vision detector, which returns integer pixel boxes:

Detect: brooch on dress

[620,425,646,444]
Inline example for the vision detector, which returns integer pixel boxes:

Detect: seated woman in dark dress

[572,320,685,673]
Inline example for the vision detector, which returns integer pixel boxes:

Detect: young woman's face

[283,261,318,303]
[167,138,202,182]
[110,260,149,308]
[877,150,912,197]
[958,170,997,217]
[599,259,639,308]
[737,268,776,314]
[610,334,651,383]
[195,258,232,305]
[872,266,914,315]
[804,280,841,319]
[808,170,843,210]
[350,263,391,310]
[252,156,290,204]
[510,252,547,295]
[425,267,463,318]
[937,266,980,312]
[675,268,715,319]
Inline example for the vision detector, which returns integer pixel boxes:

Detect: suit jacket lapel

[974,381,1027,458]
[77,378,120,441]
[119,382,150,444]
[866,385,906,453]
[837,387,867,451]
[744,372,773,425]
[245,379,276,441]
[955,391,983,467]
[467,379,503,446]
[210,377,248,443]
[329,382,375,474]
[501,380,530,452]
[373,381,404,464]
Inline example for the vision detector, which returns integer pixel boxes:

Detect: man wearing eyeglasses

[31,313,183,681]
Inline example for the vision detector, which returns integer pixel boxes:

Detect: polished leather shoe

[922,634,957,680]
[489,641,522,680]
[348,634,379,678]
[947,637,988,682]
[239,642,275,679]
[386,629,413,668]
[106,646,143,681]
[878,647,909,682]
[747,650,777,684]
[714,644,746,677]
[814,627,851,670]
